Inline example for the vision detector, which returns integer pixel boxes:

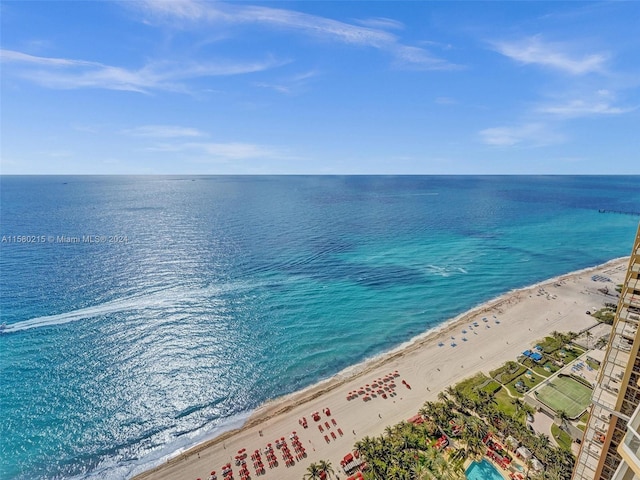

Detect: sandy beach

[135,257,629,480]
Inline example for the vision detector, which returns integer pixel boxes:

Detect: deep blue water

[1,175,639,479]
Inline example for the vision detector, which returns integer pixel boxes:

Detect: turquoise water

[1,175,639,479]
[466,459,506,480]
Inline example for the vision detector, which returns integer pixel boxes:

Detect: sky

[1,1,639,175]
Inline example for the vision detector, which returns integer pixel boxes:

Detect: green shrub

[592,308,615,324]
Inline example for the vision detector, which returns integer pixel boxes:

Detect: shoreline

[134,257,629,480]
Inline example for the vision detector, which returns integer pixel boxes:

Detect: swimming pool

[466,459,506,480]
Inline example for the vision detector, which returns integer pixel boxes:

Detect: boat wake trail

[2,287,196,333]
[2,279,262,334]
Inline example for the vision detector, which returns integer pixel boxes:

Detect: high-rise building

[573,225,640,480]
[612,401,640,480]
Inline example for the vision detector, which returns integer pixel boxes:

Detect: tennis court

[534,374,592,419]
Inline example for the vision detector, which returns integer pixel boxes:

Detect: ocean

[1,175,639,479]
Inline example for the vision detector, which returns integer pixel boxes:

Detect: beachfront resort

[573,228,640,480]
[135,225,640,480]
[189,328,599,480]
[151,288,618,480]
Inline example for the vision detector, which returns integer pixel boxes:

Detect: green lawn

[492,364,527,384]
[493,388,522,419]
[551,424,573,451]
[455,373,490,400]
[522,372,543,388]
[480,380,502,395]
[576,412,589,431]
[504,370,542,397]
[531,363,557,377]
[586,359,600,371]
[504,382,520,397]
[559,348,582,364]
[537,336,564,353]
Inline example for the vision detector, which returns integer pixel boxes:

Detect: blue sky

[1,1,639,174]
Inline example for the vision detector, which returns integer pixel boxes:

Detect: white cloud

[537,99,635,118]
[393,45,456,70]
[0,49,157,93]
[195,142,277,159]
[354,17,405,31]
[135,0,457,70]
[491,35,608,75]
[254,69,319,95]
[479,123,564,147]
[536,88,638,118]
[0,49,287,93]
[2,1,458,95]
[124,125,206,138]
[0,49,99,67]
[144,141,280,160]
[536,90,635,118]
[137,0,213,21]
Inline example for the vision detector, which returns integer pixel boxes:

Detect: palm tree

[443,398,457,416]
[465,434,486,462]
[489,409,508,431]
[531,433,551,460]
[477,390,498,416]
[448,446,467,463]
[410,458,430,480]
[370,456,392,479]
[459,394,475,413]
[522,402,536,418]
[354,435,377,462]
[417,449,441,480]
[419,403,438,422]
[525,458,533,479]
[317,459,334,479]
[511,398,525,421]
[446,452,466,480]
[448,386,466,409]
[556,410,569,432]
[585,330,592,348]
[304,462,322,480]
[441,452,458,479]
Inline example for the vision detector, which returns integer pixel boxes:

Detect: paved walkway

[529,411,559,447]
